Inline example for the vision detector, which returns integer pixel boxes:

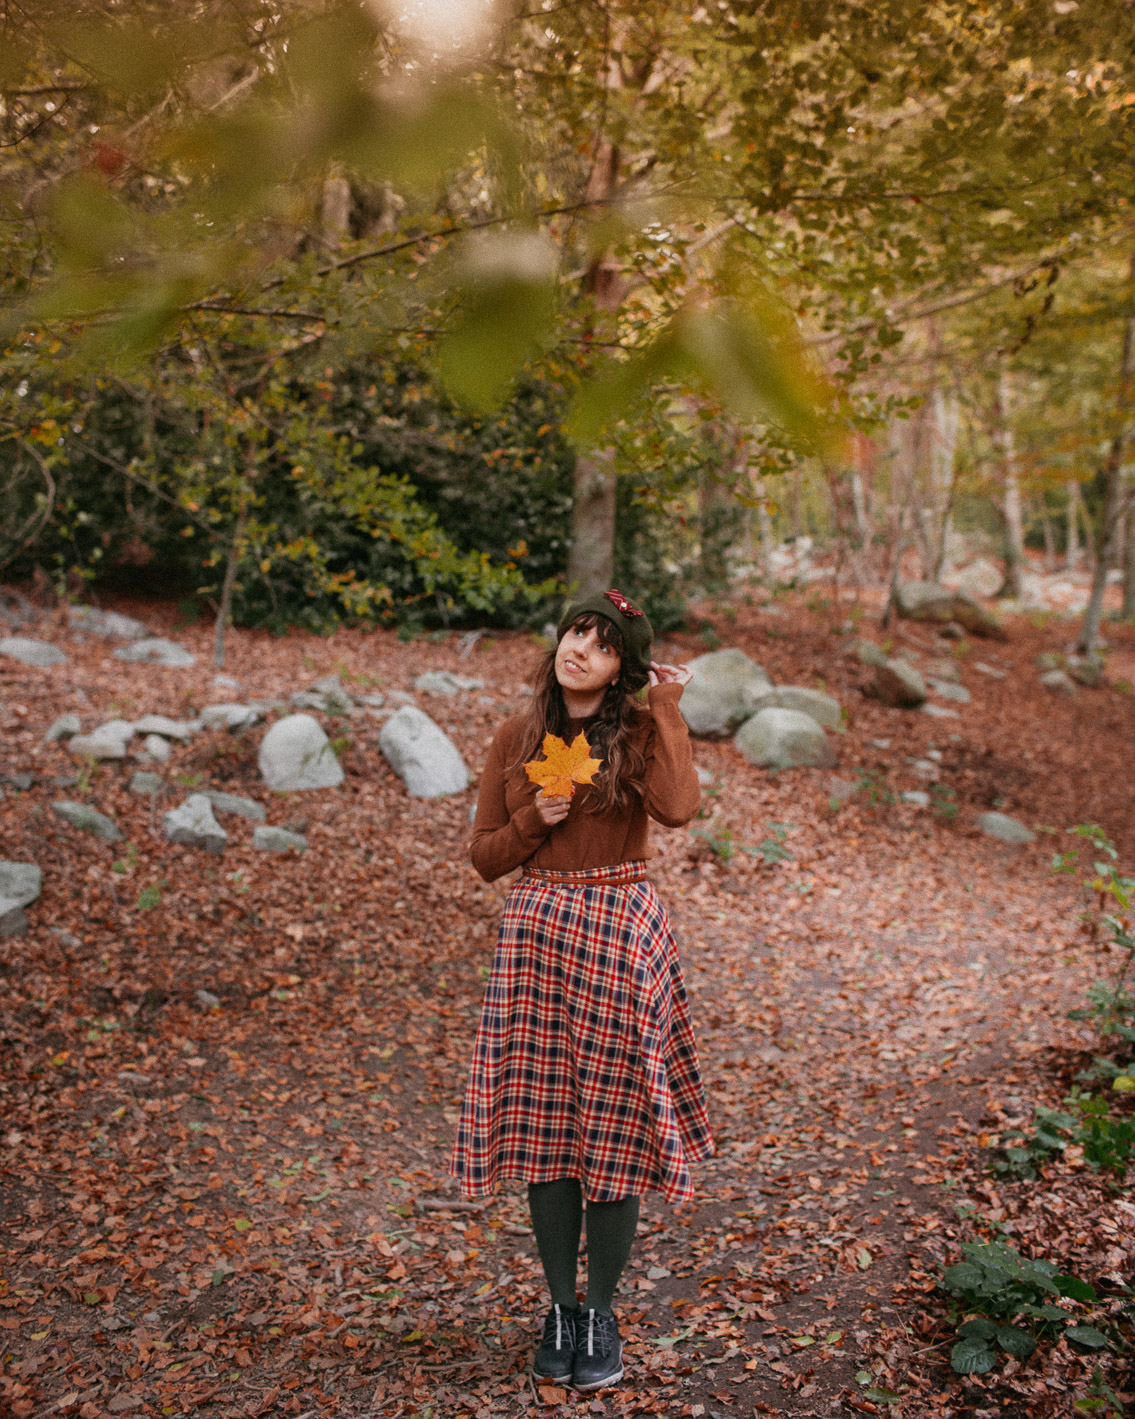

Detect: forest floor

[2,588,1135,1419]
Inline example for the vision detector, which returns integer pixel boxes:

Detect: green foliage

[688,819,795,866]
[940,1239,1099,1373]
[989,1090,1134,1179]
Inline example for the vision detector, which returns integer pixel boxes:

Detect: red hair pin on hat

[604,588,643,618]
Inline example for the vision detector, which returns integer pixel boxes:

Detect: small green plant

[940,1239,1101,1374]
[852,769,895,809]
[989,1106,1073,1179]
[111,842,139,875]
[930,783,958,822]
[75,756,99,797]
[698,621,722,651]
[329,734,352,760]
[690,821,742,862]
[176,771,204,788]
[1074,1367,1126,1417]
[136,882,164,911]
[756,822,795,865]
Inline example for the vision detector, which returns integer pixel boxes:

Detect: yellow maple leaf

[524,731,603,800]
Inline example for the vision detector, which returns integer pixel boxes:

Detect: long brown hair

[514,612,648,814]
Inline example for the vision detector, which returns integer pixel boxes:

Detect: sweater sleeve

[469,724,553,883]
[640,682,702,828]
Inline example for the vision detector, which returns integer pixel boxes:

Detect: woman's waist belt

[521,860,649,887]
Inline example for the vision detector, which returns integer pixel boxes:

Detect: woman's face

[554,622,621,699]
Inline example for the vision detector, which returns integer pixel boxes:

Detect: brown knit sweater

[469,682,701,883]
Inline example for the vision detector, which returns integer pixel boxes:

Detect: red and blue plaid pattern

[450,862,713,1203]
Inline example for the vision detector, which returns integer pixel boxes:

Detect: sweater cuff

[647,681,686,711]
[512,801,552,842]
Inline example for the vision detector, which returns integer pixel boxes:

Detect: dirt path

[1,595,1131,1418]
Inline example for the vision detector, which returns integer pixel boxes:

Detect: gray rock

[163,794,227,853]
[196,989,221,1009]
[828,776,858,803]
[1036,652,1061,671]
[388,690,419,706]
[142,734,171,762]
[258,713,344,792]
[928,658,963,684]
[855,639,890,669]
[358,692,386,708]
[872,658,927,708]
[253,825,308,852]
[68,719,134,760]
[198,702,260,731]
[68,605,149,639]
[976,811,1035,845]
[743,686,842,730]
[290,675,354,715]
[895,582,1007,640]
[928,679,972,704]
[973,661,1007,679]
[212,674,241,691]
[911,758,940,781]
[53,773,78,789]
[51,800,120,842]
[378,706,470,798]
[113,637,196,668]
[0,636,68,668]
[134,714,196,740]
[1067,655,1103,688]
[129,771,164,795]
[734,707,836,770]
[921,703,961,719]
[681,649,774,737]
[44,714,82,743]
[695,765,714,788]
[0,861,42,937]
[203,790,266,822]
[1040,669,1078,695]
[2,772,33,790]
[901,790,931,808]
[413,670,484,695]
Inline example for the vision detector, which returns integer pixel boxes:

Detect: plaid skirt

[450,861,713,1203]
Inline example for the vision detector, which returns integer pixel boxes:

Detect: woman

[450,589,713,1392]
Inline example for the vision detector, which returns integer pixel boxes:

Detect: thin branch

[68,440,222,543]
[0,440,56,570]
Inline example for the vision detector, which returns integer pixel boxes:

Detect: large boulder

[894,582,1007,640]
[258,713,344,792]
[0,861,42,937]
[68,605,149,639]
[44,714,82,743]
[51,800,121,842]
[113,637,197,668]
[872,658,927,708]
[164,795,227,853]
[734,707,836,770]
[0,636,68,668]
[680,649,774,737]
[379,706,469,798]
[743,686,842,730]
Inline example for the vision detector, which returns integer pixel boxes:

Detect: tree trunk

[755,477,775,579]
[567,451,616,593]
[1038,497,1055,573]
[566,140,622,594]
[930,385,959,581]
[994,367,1025,598]
[213,500,249,669]
[1066,482,1082,571]
[1123,499,1135,618]
[1077,255,1135,655]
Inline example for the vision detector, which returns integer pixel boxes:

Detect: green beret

[557,588,653,675]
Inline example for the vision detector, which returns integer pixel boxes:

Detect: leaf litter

[1,593,1133,1417]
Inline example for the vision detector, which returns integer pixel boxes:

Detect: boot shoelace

[544,1304,574,1350]
[584,1310,614,1357]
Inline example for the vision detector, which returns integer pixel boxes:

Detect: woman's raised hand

[534,792,571,827]
[648,661,692,689]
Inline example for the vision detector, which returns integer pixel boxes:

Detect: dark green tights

[527,1179,640,1315]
